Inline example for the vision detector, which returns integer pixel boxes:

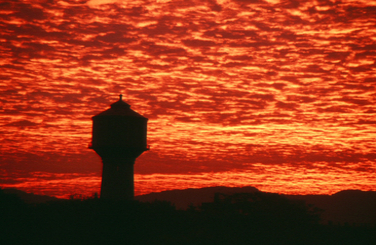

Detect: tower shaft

[100,157,135,200]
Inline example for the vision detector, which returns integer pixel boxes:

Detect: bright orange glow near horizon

[1,0,376,198]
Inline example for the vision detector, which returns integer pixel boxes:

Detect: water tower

[90,95,148,200]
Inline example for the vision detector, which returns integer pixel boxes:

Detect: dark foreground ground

[1,188,375,245]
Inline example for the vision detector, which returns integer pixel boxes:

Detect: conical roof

[93,95,147,118]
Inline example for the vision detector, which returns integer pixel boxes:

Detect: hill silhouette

[135,186,259,209]
[2,188,59,203]
[1,187,375,245]
[135,186,376,226]
[3,186,376,225]
[287,190,376,225]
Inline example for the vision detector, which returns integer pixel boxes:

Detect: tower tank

[90,95,148,200]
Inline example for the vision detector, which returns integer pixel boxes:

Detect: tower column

[100,157,135,200]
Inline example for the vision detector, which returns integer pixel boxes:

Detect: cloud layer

[0,0,375,195]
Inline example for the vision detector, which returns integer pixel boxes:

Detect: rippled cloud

[0,0,375,194]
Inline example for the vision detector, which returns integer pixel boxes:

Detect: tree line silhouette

[1,188,374,245]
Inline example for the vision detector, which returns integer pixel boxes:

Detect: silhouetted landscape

[136,186,376,226]
[1,187,375,245]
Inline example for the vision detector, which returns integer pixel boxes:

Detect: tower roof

[93,95,147,118]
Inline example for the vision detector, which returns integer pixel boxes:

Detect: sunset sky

[1,0,376,198]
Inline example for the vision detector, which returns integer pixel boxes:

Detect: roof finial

[119,94,123,101]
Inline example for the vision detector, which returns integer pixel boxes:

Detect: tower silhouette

[90,95,148,200]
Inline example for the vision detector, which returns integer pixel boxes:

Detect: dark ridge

[2,188,59,203]
[135,186,260,209]
[2,187,375,226]
[286,189,376,225]
[135,187,376,226]
[1,187,374,245]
